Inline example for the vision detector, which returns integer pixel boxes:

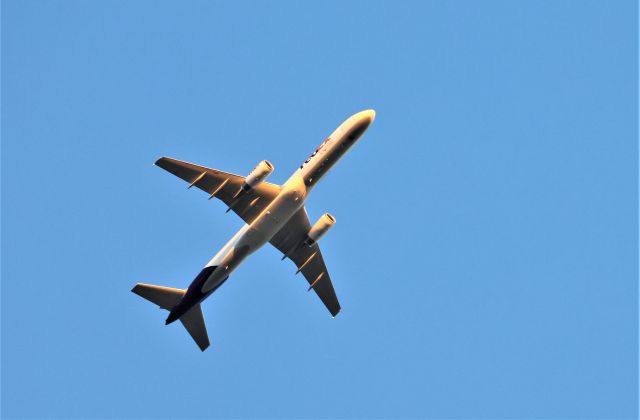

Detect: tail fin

[132,283,210,351]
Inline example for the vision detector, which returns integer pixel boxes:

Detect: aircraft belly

[201,176,305,294]
[254,196,302,239]
[251,174,305,241]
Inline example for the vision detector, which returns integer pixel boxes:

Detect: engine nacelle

[243,160,274,190]
[305,213,336,246]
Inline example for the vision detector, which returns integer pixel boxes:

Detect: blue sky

[2,1,637,418]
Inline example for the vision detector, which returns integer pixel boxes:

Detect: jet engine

[305,213,336,246]
[243,160,274,190]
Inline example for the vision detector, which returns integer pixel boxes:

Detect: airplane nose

[352,109,376,125]
[363,109,376,123]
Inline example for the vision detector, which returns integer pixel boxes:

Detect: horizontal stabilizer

[180,304,210,351]
[132,283,184,310]
[132,283,210,351]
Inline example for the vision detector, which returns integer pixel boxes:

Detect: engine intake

[305,213,336,246]
[243,160,274,190]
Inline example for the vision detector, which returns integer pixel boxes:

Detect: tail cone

[165,311,179,325]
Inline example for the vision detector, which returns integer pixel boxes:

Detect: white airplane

[132,109,376,350]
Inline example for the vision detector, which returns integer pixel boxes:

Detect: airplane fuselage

[165,110,375,324]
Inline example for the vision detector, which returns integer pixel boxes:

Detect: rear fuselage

[165,110,375,324]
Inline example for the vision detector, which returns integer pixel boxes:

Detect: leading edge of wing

[155,156,242,182]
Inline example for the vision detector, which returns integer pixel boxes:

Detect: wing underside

[270,207,341,316]
[155,157,281,225]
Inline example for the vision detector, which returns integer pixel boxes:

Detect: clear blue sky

[2,1,637,418]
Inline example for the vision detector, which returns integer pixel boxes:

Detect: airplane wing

[270,207,341,316]
[155,157,281,225]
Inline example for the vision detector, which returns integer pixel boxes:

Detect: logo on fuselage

[300,137,331,169]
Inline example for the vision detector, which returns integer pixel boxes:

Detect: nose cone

[343,109,376,142]
[361,109,376,123]
[352,109,375,127]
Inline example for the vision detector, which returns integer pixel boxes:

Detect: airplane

[132,109,376,351]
